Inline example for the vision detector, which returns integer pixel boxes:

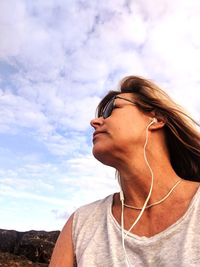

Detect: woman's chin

[92,146,115,167]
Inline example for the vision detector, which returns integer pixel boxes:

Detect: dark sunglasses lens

[102,99,114,118]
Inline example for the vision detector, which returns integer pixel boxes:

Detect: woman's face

[90,93,151,167]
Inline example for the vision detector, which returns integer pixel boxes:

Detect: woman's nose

[90,117,104,129]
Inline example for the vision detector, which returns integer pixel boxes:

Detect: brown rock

[0,229,60,265]
[0,252,48,267]
[0,230,19,253]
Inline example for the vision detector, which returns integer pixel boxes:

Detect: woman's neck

[116,152,181,207]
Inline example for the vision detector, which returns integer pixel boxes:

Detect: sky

[0,0,200,231]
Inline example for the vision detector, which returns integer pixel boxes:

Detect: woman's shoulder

[73,194,113,221]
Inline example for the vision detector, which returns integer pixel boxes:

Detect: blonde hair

[97,76,200,181]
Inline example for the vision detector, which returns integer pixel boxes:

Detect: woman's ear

[149,113,167,130]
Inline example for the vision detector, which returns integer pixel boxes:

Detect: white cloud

[0,0,27,59]
[0,152,118,230]
[60,155,118,205]
[0,92,53,135]
[0,185,65,206]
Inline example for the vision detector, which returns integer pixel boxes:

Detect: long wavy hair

[97,76,200,181]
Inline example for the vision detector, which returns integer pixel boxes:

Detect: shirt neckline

[109,185,200,243]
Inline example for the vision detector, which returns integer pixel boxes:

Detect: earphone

[119,117,157,266]
[151,117,158,123]
[119,117,157,203]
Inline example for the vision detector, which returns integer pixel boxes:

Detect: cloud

[0,185,66,206]
[0,90,98,157]
[1,0,200,111]
[43,132,91,156]
[0,152,118,228]
[0,92,53,135]
[60,155,118,204]
[0,0,27,59]
[0,155,117,205]
[0,164,56,193]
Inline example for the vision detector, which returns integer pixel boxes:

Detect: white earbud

[152,117,157,123]
[147,117,157,128]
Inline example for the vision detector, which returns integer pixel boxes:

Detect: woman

[50,76,200,266]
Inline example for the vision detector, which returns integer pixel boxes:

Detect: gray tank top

[72,187,200,266]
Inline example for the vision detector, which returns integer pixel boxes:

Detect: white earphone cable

[120,119,155,266]
[120,197,132,267]
[125,120,155,236]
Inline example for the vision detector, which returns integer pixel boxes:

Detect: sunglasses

[99,95,137,119]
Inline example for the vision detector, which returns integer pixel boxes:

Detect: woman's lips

[93,131,106,140]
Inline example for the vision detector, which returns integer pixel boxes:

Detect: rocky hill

[0,229,60,266]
